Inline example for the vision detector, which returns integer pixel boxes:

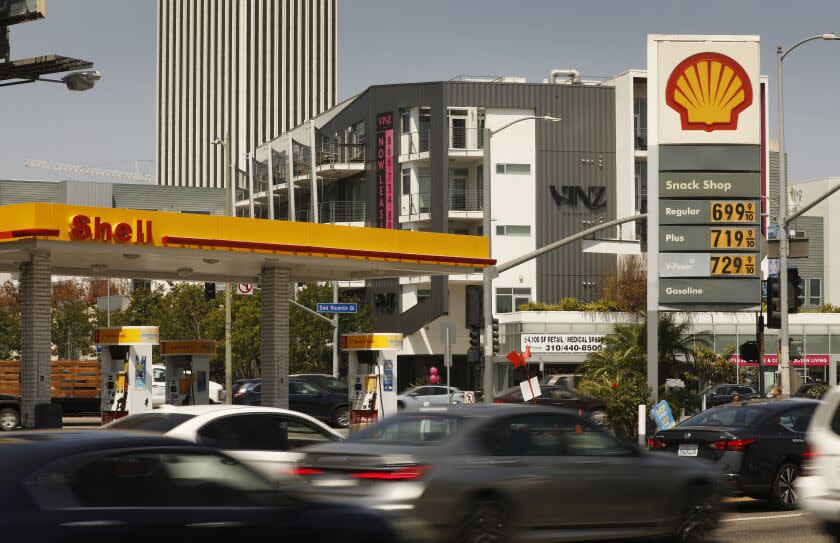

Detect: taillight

[493,399,506,404]
[351,465,429,481]
[803,442,820,474]
[648,438,666,449]
[710,438,756,451]
[289,467,324,476]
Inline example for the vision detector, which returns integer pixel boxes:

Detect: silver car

[291,404,721,543]
[397,385,465,408]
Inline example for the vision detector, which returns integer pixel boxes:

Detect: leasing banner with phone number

[521,334,606,354]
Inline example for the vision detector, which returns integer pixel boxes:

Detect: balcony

[400,130,431,162]
[318,200,366,224]
[448,188,483,219]
[315,142,366,179]
[634,128,647,151]
[448,126,484,156]
[399,192,431,223]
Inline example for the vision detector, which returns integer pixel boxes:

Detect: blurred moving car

[396,385,465,408]
[794,381,830,399]
[797,386,840,539]
[232,375,350,428]
[541,373,582,389]
[0,430,403,542]
[151,364,225,407]
[493,384,609,425]
[651,399,818,509]
[291,404,720,543]
[699,384,759,407]
[104,405,342,480]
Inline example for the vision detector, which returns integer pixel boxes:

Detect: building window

[496,287,531,313]
[401,110,411,134]
[808,278,821,306]
[495,225,531,237]
[496,163,531,175]
[417,289,432,304]
[402,168,411,195]
[131,279,152,291]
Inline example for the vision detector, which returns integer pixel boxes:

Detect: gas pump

[95,326,159,424]
[159,340,217,406]
[341,333,402,433]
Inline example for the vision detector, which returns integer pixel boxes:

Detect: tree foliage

[602,254,647,312]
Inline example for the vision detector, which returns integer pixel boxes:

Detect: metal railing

[634,127,647,151]
[317,142,366,166]
[448,188,483,212]
[448,125,484,150]
[401,130,431,157]
[319,201,366,223]
[401,192,431,215]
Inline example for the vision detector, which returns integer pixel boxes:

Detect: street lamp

[481,114,561,403]
[211,133,234,404]
[777,33,839,396]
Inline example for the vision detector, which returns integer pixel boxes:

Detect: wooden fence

[0,360,101,398]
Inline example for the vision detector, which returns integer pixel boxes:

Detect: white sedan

[396,385,465,409]
[103,404,343,480]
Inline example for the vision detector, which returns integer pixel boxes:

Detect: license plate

[678,444,699,457]
[311,477,359,488]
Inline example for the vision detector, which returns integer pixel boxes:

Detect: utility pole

[212,132,234,403]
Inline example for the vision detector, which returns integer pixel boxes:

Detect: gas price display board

[652,36,762,309]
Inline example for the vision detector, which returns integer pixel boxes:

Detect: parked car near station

[493,384,609,424]
[291,404,721,543]
[232,376,350,428]
[0,430,402,542]
[698,384,760,407]
[396,385,465,408]
[104,404,343,480]
[651,398,819,508]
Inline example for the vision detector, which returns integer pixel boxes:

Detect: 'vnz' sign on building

[549,185,607,210]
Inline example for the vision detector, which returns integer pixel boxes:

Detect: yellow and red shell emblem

[666,52,753,132]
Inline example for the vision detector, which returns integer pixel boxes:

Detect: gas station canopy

[0,203,494,281]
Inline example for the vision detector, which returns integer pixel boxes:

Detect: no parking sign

[237,283,253,296]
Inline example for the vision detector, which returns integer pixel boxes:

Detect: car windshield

[311,376,348,394]
[679,405,765,428]
[348,414,463,445]
[105,413,196,433]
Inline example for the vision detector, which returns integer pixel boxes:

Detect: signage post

[648,35,763,402]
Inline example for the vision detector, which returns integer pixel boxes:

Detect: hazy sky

[2,0,839,184]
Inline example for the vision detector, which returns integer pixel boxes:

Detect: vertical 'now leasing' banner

[376,112,394,229]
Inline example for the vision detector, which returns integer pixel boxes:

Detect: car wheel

[0,408,19,432]
[824,521,840,542]
[332,406,349,429]
[772,461,800,509]
[671,485,718,543]
[458,497,508,543]
[591,409,608,426]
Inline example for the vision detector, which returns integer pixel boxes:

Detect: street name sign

[316,302,357,314]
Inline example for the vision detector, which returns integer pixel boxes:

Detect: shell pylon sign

[666,52,753,132]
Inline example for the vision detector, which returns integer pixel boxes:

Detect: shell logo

[666,52,753,132]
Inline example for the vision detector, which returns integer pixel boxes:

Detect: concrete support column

[260,266,290,408]
[19,252,51,428]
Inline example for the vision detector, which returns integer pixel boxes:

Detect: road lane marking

[721,512,806,523]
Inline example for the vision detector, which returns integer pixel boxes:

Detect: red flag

[524,345,532,360]
[506,350,525,369]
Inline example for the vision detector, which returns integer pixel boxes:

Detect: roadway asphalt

[712,498,832,543]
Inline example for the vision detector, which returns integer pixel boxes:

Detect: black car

[0,430,403,542]
[699,384,759,407]
[651,398,819,509]
[493,385,609,425]
[233,376,349,428]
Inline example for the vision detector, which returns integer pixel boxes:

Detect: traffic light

[766,276,781,329]
[788,267,803,313]
[739,341,759,363]
[790,339,804,360]
[204,282,216,300]
[469,325,481,350]
[491,318,500,356]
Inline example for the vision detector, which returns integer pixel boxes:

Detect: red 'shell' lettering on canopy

[69,215,153,244]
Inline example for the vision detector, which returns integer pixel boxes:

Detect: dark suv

[650,399,819,509]
[700,384,759,407]
[232,375,349,428]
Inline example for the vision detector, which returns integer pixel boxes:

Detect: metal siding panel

[0,181,62,205]
[112,185,227,215]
